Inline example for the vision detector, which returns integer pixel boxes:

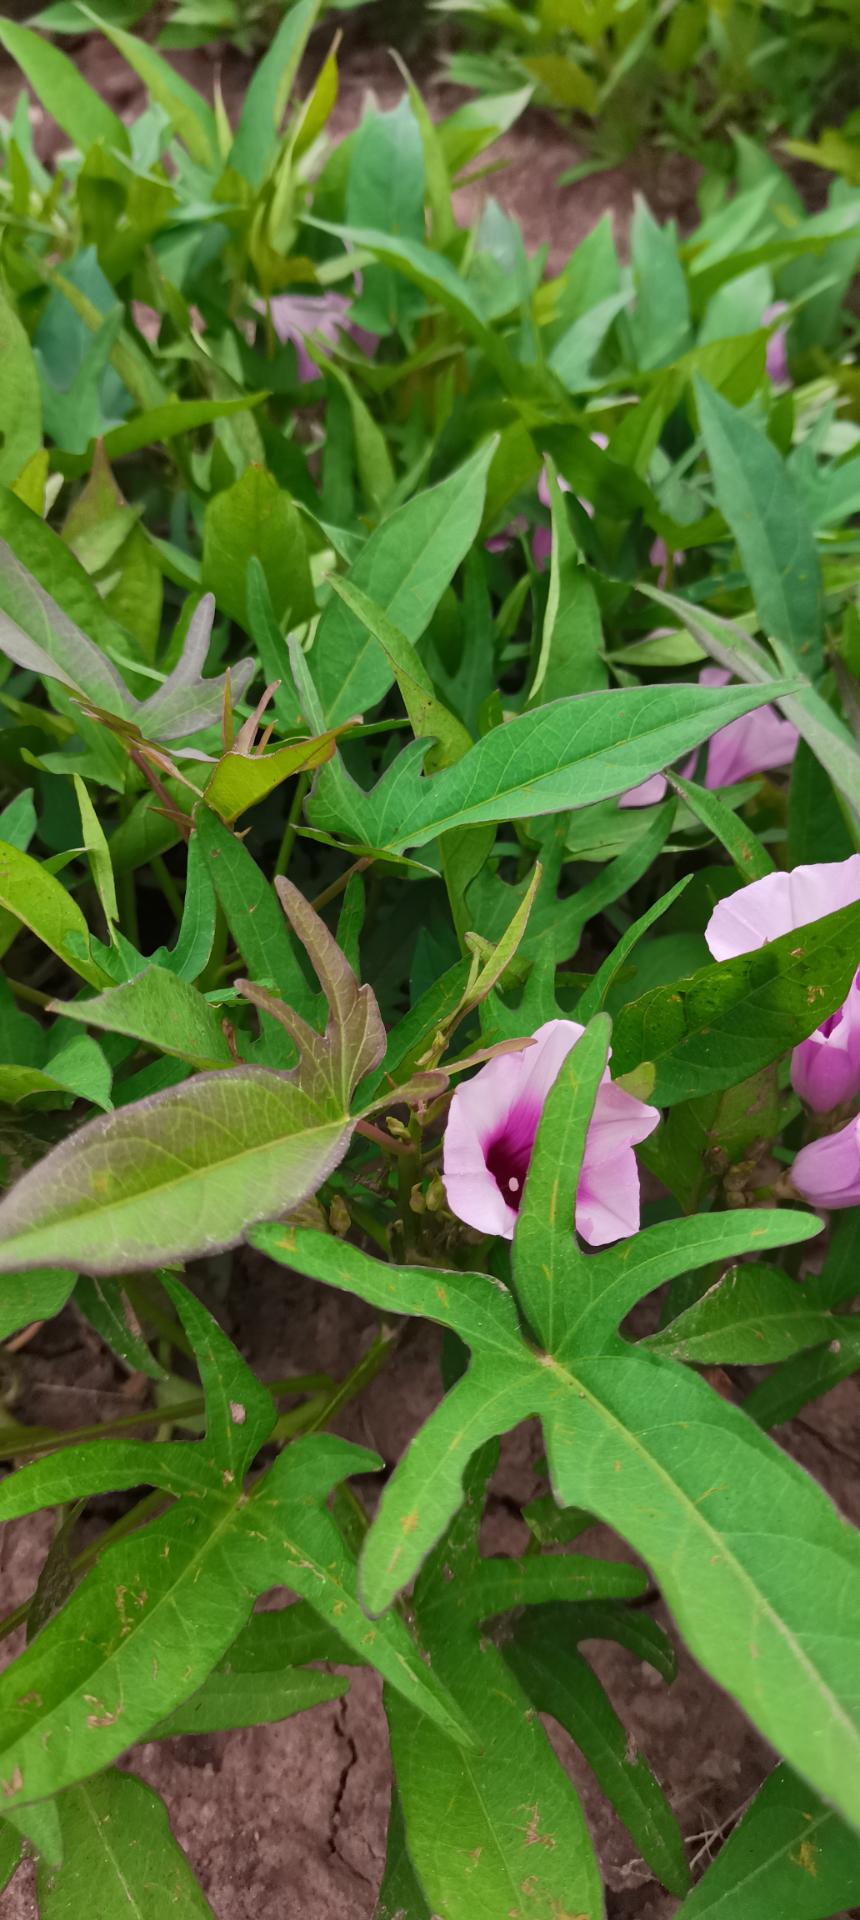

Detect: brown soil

[2,1253,859,1919]
[0,27,856,1919]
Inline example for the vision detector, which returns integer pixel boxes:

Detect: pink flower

[266,290,376,383]
[763,301,789,386]
[442,1019,660,1247]
[792,1114,860,1209]
[621,772,669,809]
[649,537,684,586]
[791,969,860,1112]
[620,667,797,807]
[705,857,860,1113]
[486,515,528,553]
[704,857,860,963]
[702,668,798,786]
[131,301,161,344]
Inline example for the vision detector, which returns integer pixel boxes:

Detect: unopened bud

[425,1174,446,1214]
[329,1193,350,1237]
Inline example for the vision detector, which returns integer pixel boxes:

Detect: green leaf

[611,897,860,1105]
[150,1662,344,1737]
[202,730,338,825]
[0,839,114,989]
[643,1264,838,1365]
[0,1267,76,1342]
[0,880,384,1274]
[529,459,606,700]
[346,99,426,335]
[162,1271,277,1477]
[0,1413,469,1812]
[0,20,129,152]
[512,1015,613,1351]
[0,284,42,488]
[374,1786,432,1920]
[309,216,518,384]
[0,487,132,681]
[628,199,691,368]
[386,1450,603,1920]
[74,774,118,935]
[695,378,824,671]
[0,1821,21,1892]
[0,533,135,717]
[101,392,270,464]
[162,829,216,983]
[744,1322,860,1431]
[0,790,37,854]
[309,681,797,853]
[75,1274,167,1381]
[576,874,692,1022]
[194,805,317,1057]
[506,1617,689,1896]
[37,1770,214,1917]
[423,1550,647,1623]
[320,358,397,514]
[668,770,776,880]
[202,466,316,633]
[677,1763,860,1919]
[79,8,216,165]
[0,1031,112,1111]
[258,1087,860,1831]
[310,439,495,726]
[327,575,471,765]
[230,0,322,186]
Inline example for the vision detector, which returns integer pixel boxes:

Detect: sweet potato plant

[0,7,859,1914]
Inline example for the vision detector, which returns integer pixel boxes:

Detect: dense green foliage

[0,12,859,1916]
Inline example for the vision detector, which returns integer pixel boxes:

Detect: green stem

[304,1327,397,1435]
[6,978,52,1010]
[150,854,183,922]
[117,868,139,949]
[275,773,310,878]
[0,1373,333,1460]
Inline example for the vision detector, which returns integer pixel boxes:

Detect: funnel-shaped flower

[764,301,789,385]
[705,857,860,1114]
[620,667,797,807]
[791,970,860,1112]
[792,1114,860,1210]
[443,1019,660,1247]
[705,857,860,963]
[267,290,376,382]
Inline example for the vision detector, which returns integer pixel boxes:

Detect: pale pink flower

[649,536,684,586]
[705,857,860,1112]
[486,515,528,553]
[620,666,798,807]
[763,301,789,386]
[792,971,860,1112]
[265,290,376,382]
[792,1114,860,1209]
[704,857,860,963]
[131,301,161,344]
[442,1018,659,1247]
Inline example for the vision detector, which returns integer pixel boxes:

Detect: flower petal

[705,856,860,962]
